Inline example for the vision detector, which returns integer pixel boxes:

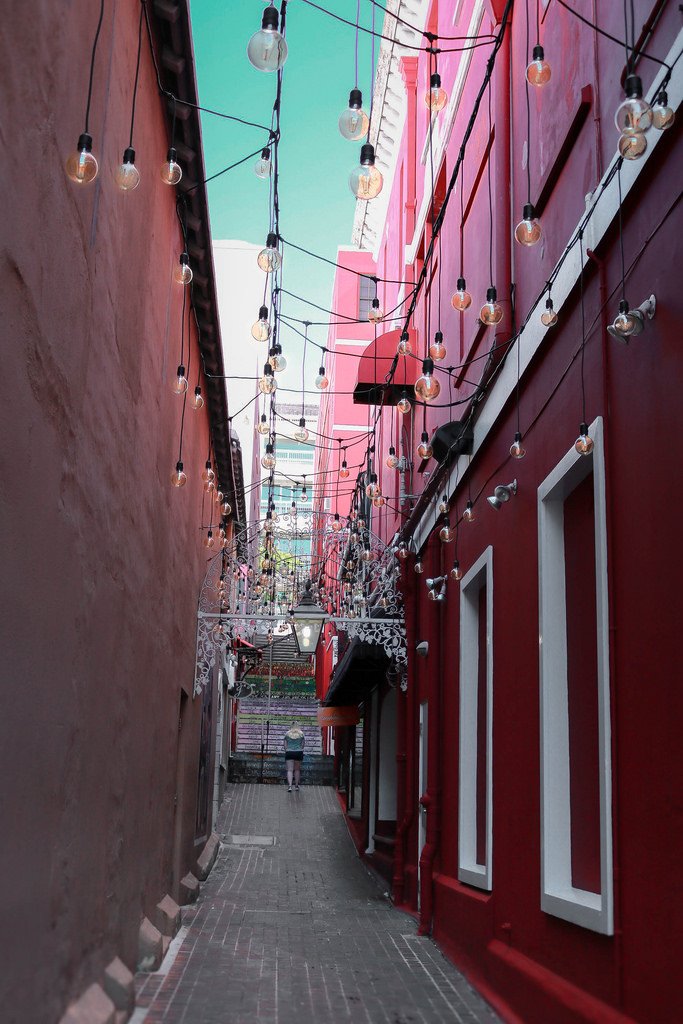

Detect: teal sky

[191,0,377,384]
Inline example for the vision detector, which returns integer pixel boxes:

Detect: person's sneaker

[295,785,300,791]
[288,786,292,792]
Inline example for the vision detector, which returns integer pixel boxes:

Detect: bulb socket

[624,74,643,99]
[263,362,274,376]
[618,298,630,314]
[261,146,271,160]
[514,431,522,444]
[122,147,135,164]
[176,460,184,472]
[318,365,325,375]
[388,445,396,455]
[77,132,93,152]
[177,364,185,376]
[656,89,669,105]
[299,417,306,428]
[349,88,362,109]
[179,251,190,265]
[360,142,375,166]
[194,385,202,396]
[261,5,279,30]
[371,297,379,308]
[522,202,535,221]
[167,146,177,162]
[532,44,545,61]
[579,421,589,436]
[486,286,497,303]
[421,357,434,375]
[545,297,554,310]
[265,231,278,249]
[259,304,268,320]
[421,431,429,443]
[401,330,409,341]
[456,277,467,291]
[429,72,441,89]
[434,330,443,343]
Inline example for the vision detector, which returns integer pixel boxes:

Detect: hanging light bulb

[615,75,652,135]
[173,252,193,285]
[414,560,424,574]
[221,499,232,516]
[415,358,441,402]
[397,330,412,356]
[251,306,271,342]
[171,365,188,395]
[201,461,215,485]
[203,529,215,549]
[66,132,99,184]
[338,88,370,140]
[210,621,227,643]
[357,516,366,529]
[349,143,384,200]
[575,422,594,455]
[300,480,309,502]
[257,414,270,436]
[396,541,409,560]
[257,232,282,272]
[541,298,558,326]
[294,418,309,443]
[373,495,386,508]
[362,545,372,563]
[429,331,446,361]
[261,443,276,470]
[438,494,449,515]
[339,457,349,479]
[368,297,384,324]
[652,90,675,130]
[612,299,638,337]
[425,72,448,112]
[170,460,187,487]
[161,147,182,185]
[386,446,399,470]
[315,365,329,390]
[247,4,288,72]
[526,45,551,87]
[451,278,472,311]
[254,146,272,178]
[114,147,140,191]
[189,386,203,411]
[397,392,412,414]
[514,203,542,246]
[331,513,342,533]
[480,287,503,326]
[269,343,287,373]
[365,473,381,499]
[450,559,462,581]
[417,431,433,460]
[463,500,476,523]
[618,130,648,160]
[510,431,526,459]
[440,520,454,543]
[258,362,277,394]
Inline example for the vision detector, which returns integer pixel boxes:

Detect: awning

[354,327,419,406]
[317,706,361,727]
[323,637,388,707]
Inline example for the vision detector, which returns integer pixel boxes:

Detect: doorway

[418,701,428,906]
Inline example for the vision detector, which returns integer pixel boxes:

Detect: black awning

[323,637,388,708]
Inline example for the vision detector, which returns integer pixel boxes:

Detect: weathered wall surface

[0,1,222,1019]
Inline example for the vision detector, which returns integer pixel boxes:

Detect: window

[358,274,375,321]
[538,416,613,934]
[458,546,493,890]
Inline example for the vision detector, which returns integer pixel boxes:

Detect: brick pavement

[133,784,501,1024]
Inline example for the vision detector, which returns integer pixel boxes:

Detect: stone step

[228,753,334,786]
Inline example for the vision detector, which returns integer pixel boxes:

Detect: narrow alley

[133,785,500,1024]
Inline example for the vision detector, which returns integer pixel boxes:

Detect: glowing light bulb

[373,495,385,508]
[339,88,370,140]
[397,541,409,560]
[365,473,381,499]
[258,363,277,394]
[417,431,433,460]
[451,277,472,311]
[368,297,384,323]
[204,529,215,549]
[247,4,288,72]
[201,462,215,485]
[349,143,384,200]
[172,365,188,395]
[171,460,186,487]
[615,75,652,134]
[440,521,454,543]
[254,146,272,178]
[340,459,349,479]
[331,513,342,532]
[397,331,412,356]
[257,414,270,435]
[463,500,476,523]
[362,545,372,563]
[315,366,329,390]
[66,132,99,184]
[430,331,446,361]
[510,431,526,459]
[294,418,309,442]
[514,203,542,246]
[161,147,182,185]
[415,358,441,402]
[269,344,287,373]
[174,252,193,285]
[386,446,399,470]
[575,422,594,455]
[397,392,411,414]
[114,147,140,191]
[257,233,282,273]
[450,560,462,581]
[480,287,503,326]
[526,45,551,87]
[425,72,448,112]
[300,483,309,502]
[618,131,647,160]
[192,385,204,410]
[438,495,449,515]
[221,499,232,516]
[262,443,276,470]
[652,90,675,130]
[541,298,558,326]
[211,621,227,643]
[251,306,271,342]
[612,299,638,337]
[414,560,424,574]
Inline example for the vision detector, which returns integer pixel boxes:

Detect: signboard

[317,706,361,727]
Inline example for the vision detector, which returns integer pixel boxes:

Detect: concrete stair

[236,695,322,755]
[228,752,334,786]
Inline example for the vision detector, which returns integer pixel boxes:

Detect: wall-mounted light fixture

[487,479,517,510]
[426,576,447,602]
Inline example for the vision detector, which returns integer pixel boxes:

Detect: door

[417,701,428,906]
[172,690,189,901]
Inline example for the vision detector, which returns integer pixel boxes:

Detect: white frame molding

[458,545,493,890]
[537,416,613,934]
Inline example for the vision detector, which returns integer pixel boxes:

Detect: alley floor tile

[133,784,501,1024]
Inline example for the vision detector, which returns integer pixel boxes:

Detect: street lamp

[292,580,326,655]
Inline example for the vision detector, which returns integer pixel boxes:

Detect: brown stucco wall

[0,1,223,1019]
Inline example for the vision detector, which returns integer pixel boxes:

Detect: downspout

[418,537,441,934]
[392,556,417,906]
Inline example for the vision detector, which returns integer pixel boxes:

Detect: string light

[514,203,542,246]
[269,343,287,372]
[480,287,503,326]
[417,432,433,460]
[574,422,594,455]
[450,559,462,581]
[385,446,399,469]
[114,147,140,191]
[331,513,342,532]
[294,418,309,442]
[438,494,449,515]
[365,473,381,499]
[652,90,674,130]
[429,331,446,361]
[257,413,270,435]
[171,461,187,488]
[425,72,448,112]
[315,365,329,390]
[171,365,188,395]
[397,392,411,414]
[258,362,277,394]
[510,431,526,459]
[191,385,204,410]
[463,500,476,523]
[415,358,441,401]
[300,477,309,501]
[254,146,272,178]
[339,88,369,140]
[372,495,385,508]
[349,143,384,200]
[66,133,99,184]
[616,74,652,158]
[247,4,288,72]
[451,278,472,311]
[161,147,182,185]
[397,542,409,560]
[397,331,412,356]
[221,499,232,516]
[414,560,424,574]
[368,297,384,323]
[174,252,193,285]
[541,297,558,326]
[340,451,349,478]
[257,233,282,272]
[262,443,276,470]
[526,45,551,86]
[251,306,271,342]
[204,529,215,549]
[612,299,638,337]
[439,520,454,543]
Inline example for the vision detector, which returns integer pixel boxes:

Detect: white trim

[537,417,613,935]
[334,338,373,348]
[458,545,493,891]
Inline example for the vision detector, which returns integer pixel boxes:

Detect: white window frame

[458,545,493,890]
[538,416,613,935]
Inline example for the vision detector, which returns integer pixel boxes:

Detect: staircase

[236,695,322,755]
[228,751,334,786]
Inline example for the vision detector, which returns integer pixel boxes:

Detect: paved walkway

[134,784,500,1024]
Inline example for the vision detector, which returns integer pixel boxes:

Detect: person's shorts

[284,751,304,761]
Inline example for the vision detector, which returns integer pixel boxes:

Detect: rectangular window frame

[458,545,493,891]
[358,274,375,321]
[538,415,613,935]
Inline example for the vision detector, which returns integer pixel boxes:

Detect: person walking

[283,723,305,792]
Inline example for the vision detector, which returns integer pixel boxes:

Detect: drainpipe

[418,537,441,934]
[392,555,417,906]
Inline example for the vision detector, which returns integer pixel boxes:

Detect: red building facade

[315,2,683,1021]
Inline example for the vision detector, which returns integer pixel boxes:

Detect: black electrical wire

[555,0,673,75]
[84,0,105,135]
[128,4,144,148]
